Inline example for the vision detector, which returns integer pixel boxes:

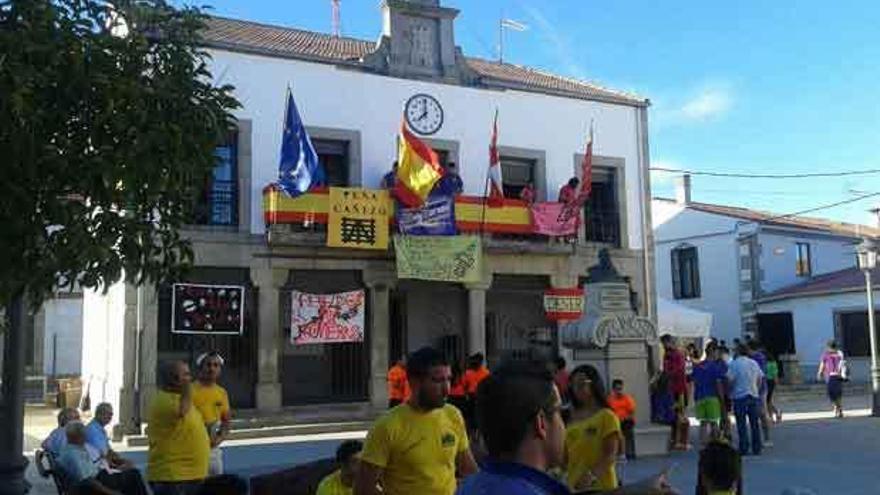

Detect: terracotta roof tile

[761,266,879,301]
[200,16,647,106]
[655,198,880,238]
[202,16,374,62]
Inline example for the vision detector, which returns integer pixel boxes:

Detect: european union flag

[277,90,325,197]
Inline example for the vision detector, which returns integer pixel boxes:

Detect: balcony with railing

[262,186,621,252]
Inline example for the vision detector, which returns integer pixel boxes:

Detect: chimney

[675,174,692,205]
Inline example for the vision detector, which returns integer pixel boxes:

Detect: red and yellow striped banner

[263,187,533,234]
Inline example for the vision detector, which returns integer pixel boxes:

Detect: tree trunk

[0,292,29,494]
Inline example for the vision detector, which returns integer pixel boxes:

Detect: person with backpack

[817,340,847,418]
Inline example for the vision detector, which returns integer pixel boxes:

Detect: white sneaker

[764,440,774,447]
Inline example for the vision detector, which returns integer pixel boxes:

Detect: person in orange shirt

[447,361,468,415]
[607,379,637,460]
[462,353,490,432]
[387,357,410,409]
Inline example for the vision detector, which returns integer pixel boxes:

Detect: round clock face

[404,93,444,135]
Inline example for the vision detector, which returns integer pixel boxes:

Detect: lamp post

[856,238,880,417]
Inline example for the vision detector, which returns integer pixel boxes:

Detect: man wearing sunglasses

[458,361,677,495]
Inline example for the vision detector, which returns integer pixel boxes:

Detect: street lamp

[856,238,880,417]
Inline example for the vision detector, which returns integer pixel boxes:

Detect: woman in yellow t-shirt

[564,364,622,492]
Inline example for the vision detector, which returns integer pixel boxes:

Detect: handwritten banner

[290,290,366,344]
[397,194,456,236]
[394,235,483,283]
[327,187,390,250]
[172,284,244,335]
[531,202,579,236]
[544,288,585,321]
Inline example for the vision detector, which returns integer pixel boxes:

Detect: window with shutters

[795,242,812,277]
[672,244,701,299]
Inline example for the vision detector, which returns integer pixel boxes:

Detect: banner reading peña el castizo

[327,187,391,250]
[394,235,483,283]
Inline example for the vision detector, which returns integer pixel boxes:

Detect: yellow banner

[327,188,391,250]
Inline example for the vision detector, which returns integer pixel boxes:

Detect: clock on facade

[404,93,444,135]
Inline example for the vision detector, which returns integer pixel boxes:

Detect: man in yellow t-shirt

[316,440,362,495]
[147,360,211,491]
[192,351,232,475]
[355,347,479,495]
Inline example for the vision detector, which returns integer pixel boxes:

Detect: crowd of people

[655,333,784,457]
[42,335,850,494]
[363,347,687,495]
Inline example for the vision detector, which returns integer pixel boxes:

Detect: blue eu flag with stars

[277,90,325,197]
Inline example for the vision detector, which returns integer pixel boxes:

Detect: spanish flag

[394,121,445,207]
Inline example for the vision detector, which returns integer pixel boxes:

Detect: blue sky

[201,0,880,225]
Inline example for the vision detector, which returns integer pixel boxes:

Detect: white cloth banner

[290,290,365,344]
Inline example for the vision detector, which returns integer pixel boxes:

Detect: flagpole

[479,171,490,238]
[480,108,498,237]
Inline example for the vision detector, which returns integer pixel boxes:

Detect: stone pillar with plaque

[560,249,668,456]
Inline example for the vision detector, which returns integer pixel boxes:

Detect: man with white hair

[57,421,148,494]
[85,402,134,469]
[41,407,80,456]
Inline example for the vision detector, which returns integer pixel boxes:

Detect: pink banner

[291,290,365,344]
[531,202,579,236]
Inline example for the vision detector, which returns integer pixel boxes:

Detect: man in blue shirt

[86,402,134,470]
[58,421,148,495]
[457,362,675,495]
[726,345,764,456]
[691,344,726,446]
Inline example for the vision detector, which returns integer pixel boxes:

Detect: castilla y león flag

[487,109,504,207]
[394,121,445,207]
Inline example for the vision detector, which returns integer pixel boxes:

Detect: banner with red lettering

[531,202,579,236]
[290,290,366,344]
[544,288,585,321]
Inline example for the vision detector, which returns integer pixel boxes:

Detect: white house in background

[653,175,878,381]
[758,267,879,382]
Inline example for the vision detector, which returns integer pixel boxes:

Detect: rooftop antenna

[498,17,527,63]
[332,0,341,37]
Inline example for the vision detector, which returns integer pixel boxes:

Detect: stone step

[123,402,381,447]
[125,419,374,447]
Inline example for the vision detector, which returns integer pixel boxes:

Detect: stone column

[253,265,286,411]
[551,273,578,362]
[364,271,395,412]
[465,276,492,357]
[117,283,140,438]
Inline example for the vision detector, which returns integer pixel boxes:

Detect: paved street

[25,391,880,494]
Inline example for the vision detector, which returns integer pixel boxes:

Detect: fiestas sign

[543,288,585,321]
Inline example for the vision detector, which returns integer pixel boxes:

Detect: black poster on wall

[171,283,244,335]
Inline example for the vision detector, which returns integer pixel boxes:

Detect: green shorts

[695,397,722,423]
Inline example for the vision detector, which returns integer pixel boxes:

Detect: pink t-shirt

[820,350,844,380]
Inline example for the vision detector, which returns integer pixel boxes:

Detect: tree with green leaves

[0,1,239,489]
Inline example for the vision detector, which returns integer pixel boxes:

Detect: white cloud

[680,87,732,121]
[653,83,734,128]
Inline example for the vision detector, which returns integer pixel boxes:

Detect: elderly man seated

[56,421,148,495]
[42,407,80,457]
[85,402,135,470]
